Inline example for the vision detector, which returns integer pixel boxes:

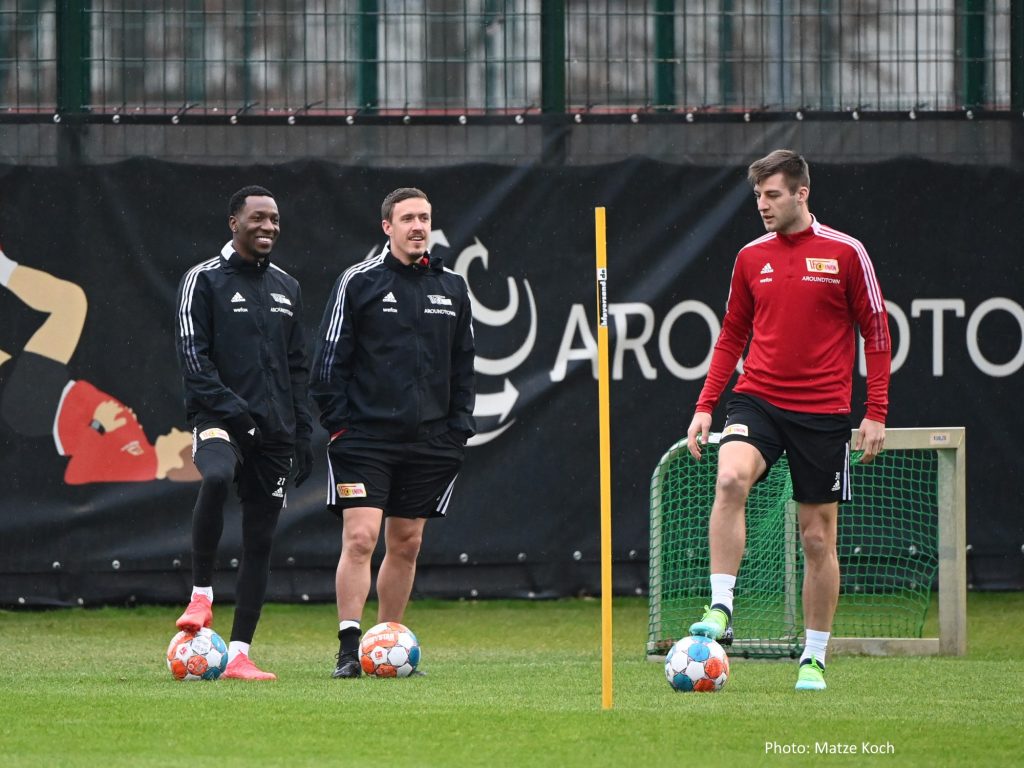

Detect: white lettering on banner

[858,297,1024,378]
[550,304,597,381]
[548,297,1024,384]
[966,298,1024,377]
[912,299,965,376]
[611,303,658,379]
[551,300,730,382]
[444,224,1023,450]
[658,300,721,380]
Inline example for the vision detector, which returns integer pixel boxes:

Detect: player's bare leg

[332,506,383,678]
[691,441,765,641]
[796,501,839,690]
[336,507,384,620]
[377,516,427,623]
[709,441,765,573]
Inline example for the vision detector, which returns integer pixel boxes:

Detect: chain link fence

[1,1,1019,164]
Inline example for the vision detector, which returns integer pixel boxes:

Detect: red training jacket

[696,217,891,422]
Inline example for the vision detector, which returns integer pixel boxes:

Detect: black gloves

[293,440,313,487]
[225,412,262,454]
[224,414,313,488]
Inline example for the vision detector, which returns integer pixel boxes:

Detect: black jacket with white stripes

[311,246,476,442]
[175,242,313,446]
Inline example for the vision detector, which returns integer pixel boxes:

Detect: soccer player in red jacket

[685,150,891,691]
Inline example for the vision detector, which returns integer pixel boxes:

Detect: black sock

[710,603,733,623]
[339,626,361,654]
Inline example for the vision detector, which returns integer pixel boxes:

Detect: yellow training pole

[594,207,613,710]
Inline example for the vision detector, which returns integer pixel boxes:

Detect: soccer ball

[166,627,228,681]
[359,621,420,678]
[665,635,730,692]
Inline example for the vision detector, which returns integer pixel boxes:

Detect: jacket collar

[774,214,818,246]
[382,244,440,275]
[220,241,271,273]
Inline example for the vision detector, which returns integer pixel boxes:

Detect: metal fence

[1,1,1020,122]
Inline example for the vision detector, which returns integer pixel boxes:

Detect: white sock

[709,573,736,616]
[801,629,830,666]
[191,586,213,601]
[228,640,250,662]
[339,619,361,634]
[0,248,17,287]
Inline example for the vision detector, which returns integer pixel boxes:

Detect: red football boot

[175,594,213,632]
[222,652,277,681]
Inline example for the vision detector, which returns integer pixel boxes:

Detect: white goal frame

[830,426,966,656]
[648,426,967,659]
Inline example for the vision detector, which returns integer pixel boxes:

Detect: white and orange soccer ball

[166,627,228,681]
[664,635,730,692]
[359,621,420,678]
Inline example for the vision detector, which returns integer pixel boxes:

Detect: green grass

[2,594,1023,767]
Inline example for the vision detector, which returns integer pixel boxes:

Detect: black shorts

[720,393,852,504]
[326,431,465,519]
[193,421,293,507]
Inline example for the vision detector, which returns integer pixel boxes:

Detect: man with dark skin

[174,186,313,680]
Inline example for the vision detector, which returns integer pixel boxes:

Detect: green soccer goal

[648,427,966,660]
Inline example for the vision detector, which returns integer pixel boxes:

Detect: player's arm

[175,272,249,422]
[446,282,476,440]
[287,283,314,485]
[286,283,313,444]
[847,244,891,464]
[309,272,356,438]
[687,257,753,460]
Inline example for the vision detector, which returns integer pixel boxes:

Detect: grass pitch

[2,593,1022,767]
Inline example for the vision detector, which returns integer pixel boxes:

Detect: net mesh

[648,438,939,658]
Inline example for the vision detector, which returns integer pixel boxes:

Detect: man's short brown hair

[381,188,429,222]
[747,150,810,192]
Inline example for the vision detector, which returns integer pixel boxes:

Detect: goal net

[648,427,966,659]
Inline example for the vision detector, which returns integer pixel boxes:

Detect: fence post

[185,0,205,105]
[359,0,379,113]
[654,0,675,110]
[1012,0,1024,112]
[959,0,986,109]
[56,0,90,164]
[540,0,566,164]
[718,0,733,108]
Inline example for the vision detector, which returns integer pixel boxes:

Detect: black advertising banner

[0,159,1021,606]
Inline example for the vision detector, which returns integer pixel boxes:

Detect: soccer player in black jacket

[174,185,313,680]
[312,187,476,678]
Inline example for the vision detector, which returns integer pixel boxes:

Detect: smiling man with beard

[311,187,476,679]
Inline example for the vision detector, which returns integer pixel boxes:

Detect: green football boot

[689,605,730,641]
[795,658,827,691]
